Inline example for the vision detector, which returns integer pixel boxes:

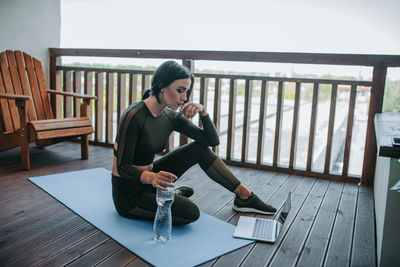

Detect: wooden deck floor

[0,142,376,266]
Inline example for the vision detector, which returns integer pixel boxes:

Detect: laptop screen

[278,191,292,225]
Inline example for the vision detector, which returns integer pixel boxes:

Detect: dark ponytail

[142,61,194,103]
[142,89,152,100]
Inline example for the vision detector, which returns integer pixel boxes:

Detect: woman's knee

[190,141,217,166]
[172,196,200,225]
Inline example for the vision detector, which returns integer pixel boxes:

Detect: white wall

[0,0,61,83]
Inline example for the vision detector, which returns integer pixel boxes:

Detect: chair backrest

[0,50,54,133]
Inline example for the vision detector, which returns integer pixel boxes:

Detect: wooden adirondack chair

[0,50,97,170]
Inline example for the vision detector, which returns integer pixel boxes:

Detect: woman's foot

[175,186,194,198]
[233,192,276,215]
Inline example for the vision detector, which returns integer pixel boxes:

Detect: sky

[60,0,400,79]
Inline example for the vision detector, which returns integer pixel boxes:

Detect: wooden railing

[49,49,400,185]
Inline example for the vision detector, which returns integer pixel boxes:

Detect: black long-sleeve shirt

[115,100,219,183]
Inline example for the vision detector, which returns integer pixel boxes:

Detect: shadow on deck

[0,142,375,266]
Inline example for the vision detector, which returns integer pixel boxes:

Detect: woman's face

[161,78,191,110]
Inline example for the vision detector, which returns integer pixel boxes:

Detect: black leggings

[112,141,241,225]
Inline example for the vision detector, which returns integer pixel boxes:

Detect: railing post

[361,66,387,185]
[180,59,194,146]
[49,52,59,115]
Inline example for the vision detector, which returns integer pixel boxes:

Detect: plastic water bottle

[153,186,175,243]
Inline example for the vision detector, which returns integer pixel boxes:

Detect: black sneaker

[175,186,194,198]
[233,192,276,215]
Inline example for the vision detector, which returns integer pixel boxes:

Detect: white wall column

[0,0,61,83]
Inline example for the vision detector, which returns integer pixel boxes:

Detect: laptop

[233,192,292,243]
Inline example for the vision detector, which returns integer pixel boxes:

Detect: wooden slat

[268,179,330,267]
[324,84,338,174]
[49,52,57,113]
[307,83,319,171]
[49,48,400,67]
[29,117,91,125]
[117,73,127,124]
[241,79,252,162]
[8,223,96,266]
[96,248,137,266]
[324,183,358,267]
[351,186,376,266]
[256,80,268,164]
[5,51,24,96]
[73,71,82,118]
[289,82,301,169]
[296,181,344,267]
[63,71,73,118]
[129,74,138,104]
[0,216,87,266]
[38,230,109,266]
[179,59,194,147]
[32,57,53,119]
[241,177,317,266]
[54,70,63,118]
[273,81,284,167]
[95,72,104,142]
[199,77,208,127]
[35,126,93,139]
[212,78,222,154]
[58,66,373,87]
[31,118,92,131]
[342,85,357,176]
[0,201,62,238]
[14,52,35,121]
[106,73,114,144]
[361,66,387,185]
[226,79,237,160]
[0,68,14,131]
[0,211,76,251]
[66,239,121,267]
[1,51,20,130]
[84,71,94,123]
[47,89,96,100]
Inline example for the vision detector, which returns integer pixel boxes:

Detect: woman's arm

[115,108,145,182]
[171,104,220,147]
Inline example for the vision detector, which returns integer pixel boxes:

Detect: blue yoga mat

[29,168,253,267]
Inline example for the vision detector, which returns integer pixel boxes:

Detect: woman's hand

[179,103,207,119]
[141,171,176,191]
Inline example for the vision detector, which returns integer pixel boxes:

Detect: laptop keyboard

[252,218,273,239]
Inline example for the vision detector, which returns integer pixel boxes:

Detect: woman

[112,61,276,225]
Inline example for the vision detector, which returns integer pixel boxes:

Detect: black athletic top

[114,101,219,183]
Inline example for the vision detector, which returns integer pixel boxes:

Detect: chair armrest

[47,89,97,100]
[0,93,31,101]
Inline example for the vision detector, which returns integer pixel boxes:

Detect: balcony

[2,48,398,266]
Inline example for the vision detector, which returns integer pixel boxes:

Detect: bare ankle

[234,185,252,199]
